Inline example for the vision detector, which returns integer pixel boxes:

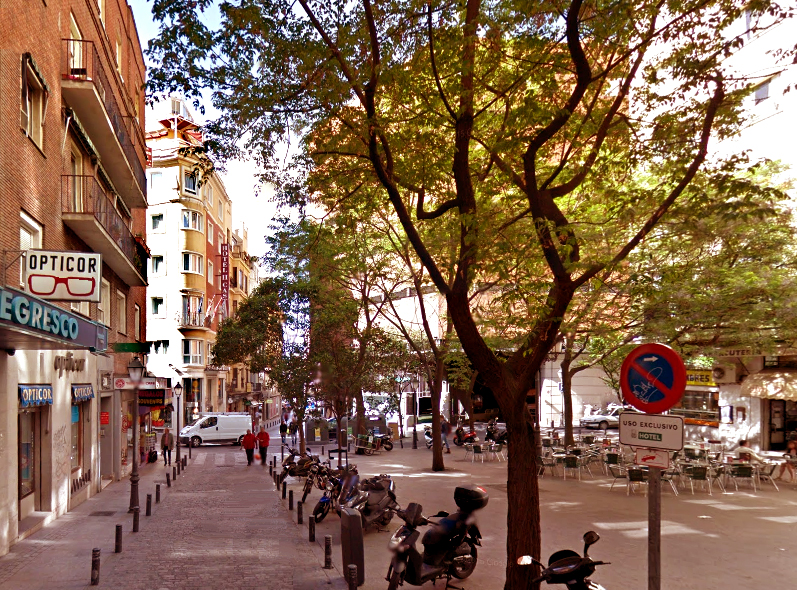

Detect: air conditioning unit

[712,363,738,384]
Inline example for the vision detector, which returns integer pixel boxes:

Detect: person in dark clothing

[280,421,288,446]
[161,428,174,466]
[257,426,270,465]
[242,430,257,465]
[289,420,298,446]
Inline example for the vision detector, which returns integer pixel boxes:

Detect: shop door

[19,410,41,518]
[770,399,786,450]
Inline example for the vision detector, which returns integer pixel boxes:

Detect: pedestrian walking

[441,419,452,454]
[289,420,298,446]
[161,428,174,466]
[257,426,270,465]
[280,421,288,446]
[242,429,257,465]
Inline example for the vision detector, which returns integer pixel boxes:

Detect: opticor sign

[24,250,101,302]
[619,413,684,451]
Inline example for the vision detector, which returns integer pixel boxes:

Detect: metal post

[648,467,661,590]
[173,466,177,480]
[412,391,418,449]
[347,564,358,590]
[90,548,101,585]
[324,535,333,569]
[175,393,181,473]
[166,472,171,487]
[322,446,325,456]
[115,525,123,553]
[182,456,187,468]
[188,439,192,459]
[128,387,140,513]
[156,484,161,503]
[146,494,152,516]
[289,489,294,510]
[282,481,287,499]
[309,515,316,542]
[269,464,273,476]
[132,508,140,533]
[297,501,303,524]
[177,460,181,475]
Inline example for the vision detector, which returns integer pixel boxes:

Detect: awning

[72,384,94,402]
[741,370,797,401]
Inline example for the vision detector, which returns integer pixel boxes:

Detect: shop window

[19,412,35,498]
[71,405,82,471]
[670,390,720,424]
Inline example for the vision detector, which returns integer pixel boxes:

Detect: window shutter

[20,55,29,133]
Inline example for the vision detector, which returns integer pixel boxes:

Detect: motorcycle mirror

[583,530,600,555]
[432,510,449,518]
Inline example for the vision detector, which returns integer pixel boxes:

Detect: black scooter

[346,474,399,530]
[517,531,609,590]
[485,420,509,445]
[313,465,360,523]
[385,485,488,589]
[279,445,319,483]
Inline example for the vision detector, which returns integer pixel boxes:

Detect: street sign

[620,343,687,414]
[619,413,684,450]
[635,448,670,469]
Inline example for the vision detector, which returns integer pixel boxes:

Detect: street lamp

[127,356,144,513]
[174,381,183,468]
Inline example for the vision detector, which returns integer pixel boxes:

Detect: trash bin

[340,508,365,585]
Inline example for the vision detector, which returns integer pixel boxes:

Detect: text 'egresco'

[0,292,79,339]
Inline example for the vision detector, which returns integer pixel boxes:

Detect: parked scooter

[485,419,509,445]
[346,474,399,530]
[516,531,609,590]
[279,445,319,483]
[369,428,394,451]
[424,425,433,449]
[453,426,479,446]
[385,485,488,589]
[312,465,360,523]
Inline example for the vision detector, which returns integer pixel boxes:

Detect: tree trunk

[355,389,366,435]
[561,345,575,447]
[431,356,446,471]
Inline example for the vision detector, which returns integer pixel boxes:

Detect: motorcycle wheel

[426,439,432,449]
[313,501,331,523]
[377,511,394,527]
[383,440,393,451]
[302,479,313,503]
[387,571,402,590]
[451,545,478,580]
[454,438,464,446]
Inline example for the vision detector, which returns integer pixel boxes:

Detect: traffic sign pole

[649,467,661,590]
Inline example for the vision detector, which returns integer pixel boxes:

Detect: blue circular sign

[620,343,686,414]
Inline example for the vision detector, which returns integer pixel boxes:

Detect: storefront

[18,385,52,519]
[740,369,797,451]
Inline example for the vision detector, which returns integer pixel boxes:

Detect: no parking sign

[620,343,686,414]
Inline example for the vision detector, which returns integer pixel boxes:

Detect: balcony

[178,312,213,331]
[61,39,146,208]
[61,175,147,286]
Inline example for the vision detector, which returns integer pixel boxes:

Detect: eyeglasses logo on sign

[25,251,102,302]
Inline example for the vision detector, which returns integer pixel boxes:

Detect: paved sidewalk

[0,447,339,590]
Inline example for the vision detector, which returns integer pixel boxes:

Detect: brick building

[0,0,148,555]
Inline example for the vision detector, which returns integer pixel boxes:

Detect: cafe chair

[608,464,628,491]
[686,466,712,495]
[627,468,648,496]
[563,455,582,481]
[538,454,558,477]
[758,464,780,491]
[729,464,757,492]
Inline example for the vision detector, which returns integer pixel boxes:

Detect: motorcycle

[453,426,479,446]
[385,485,488,590]
[346,474,399,530]
[424,425,433,449]
[301,462,328,503]
[312,465,360,523]
[369,429,394,451]
[279,445,319,483]
[516,531,608,590]
[485,420,509,445]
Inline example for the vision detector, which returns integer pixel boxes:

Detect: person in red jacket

[257,426,270,465]
[242,429,257,465]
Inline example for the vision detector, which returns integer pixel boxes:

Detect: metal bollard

[189,444,192,459]
[183,456,187,468]
[324,535,333,569]
[115,525,123,553]
[322,446,325,456]
[297,501,304,523]
[282,481,287,499]
[156,484,161,503]
[166,472,171,487]
[347,564,358,590]
[289,489,294,510]
[90,548,101,585]
[173,466,178,480]
[269,464,273,475]
[146,494,152,517]
[309,515,316,542]
[132,508,140,532]
[177,461,181,475]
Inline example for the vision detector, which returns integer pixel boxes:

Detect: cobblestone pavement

[0,442,340,590]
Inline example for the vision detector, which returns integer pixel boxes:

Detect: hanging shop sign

[71,384,95,402]
[220,243,229,316]
[0,286,107,351]
[685,369,717,388]
[114,376,169,390]
[24,250,101,302]
[19,385,54,407]
[139,390,166,407]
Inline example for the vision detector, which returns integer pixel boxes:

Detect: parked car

[579,406,641,430]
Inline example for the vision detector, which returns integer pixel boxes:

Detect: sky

[129,0,278,261]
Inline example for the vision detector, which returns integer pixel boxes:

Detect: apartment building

[145,97,234,428]
[0,0,148,554]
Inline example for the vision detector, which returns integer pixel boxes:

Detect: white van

[179,413,252,447]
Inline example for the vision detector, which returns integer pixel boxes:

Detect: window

[97,0,105,25]
[150,171,162,189]
[182,252,203,274]
[671,390,720,424]
[218,199,224,221]
[20,211,42,285]
[117,290,127,334]
[171,98,182,116]
[181,210,202,231]
[200,416,217,429]
[70,301,89,316]
[218,235,223,253]
[205,184,213,207]
[755,81,770,105]
[208,222,214,244]
[98,279,110,326]
[134,304,141,341]
[151,213,164,231]
[152,297,164,316]
[152,255,164,276]
[115,36,123,81]
[208,260,214,283]
[184,171,197,195]
[21,55,48,149]
[71,404,82,471]
[183,339,204,365]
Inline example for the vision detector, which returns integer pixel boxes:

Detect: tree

[147,2,795,585]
